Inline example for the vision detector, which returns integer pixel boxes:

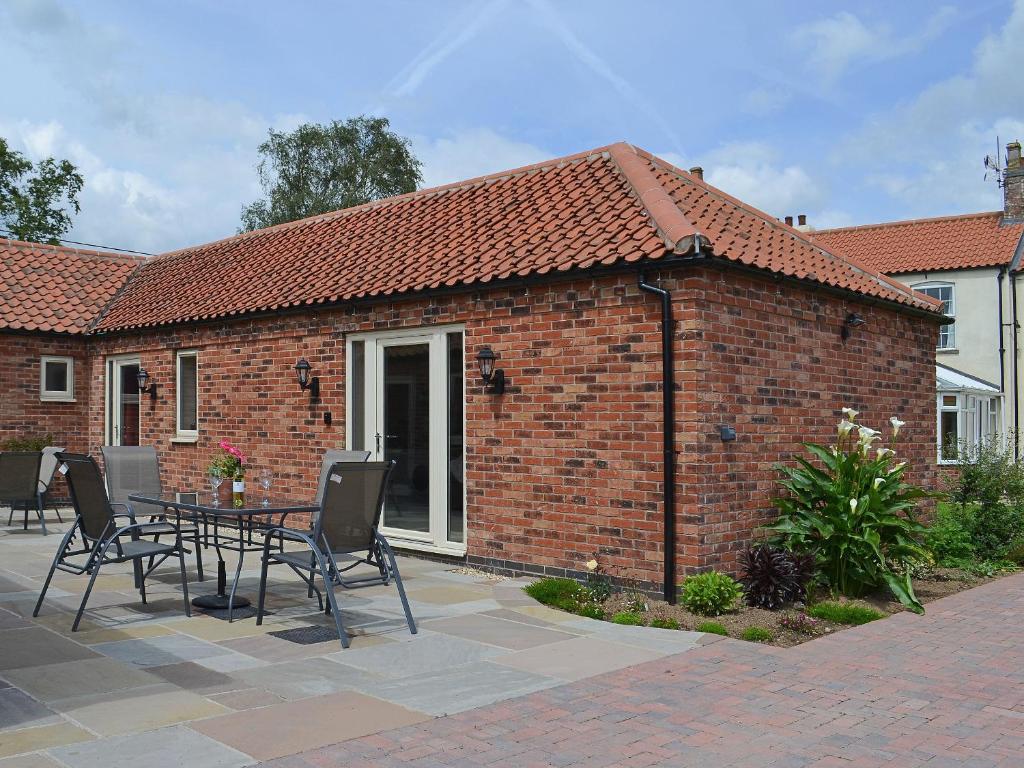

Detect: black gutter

[638,270,679,605]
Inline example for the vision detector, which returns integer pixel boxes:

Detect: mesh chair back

[102,446,164,519]
[316,461,393,554]
[57,453,115,542]
[38,447,64,494]
[0,452,42,502]
[314,450,371,504]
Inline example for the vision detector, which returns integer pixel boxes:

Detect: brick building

[1,142,944,597]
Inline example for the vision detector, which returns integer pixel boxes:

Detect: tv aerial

[984,136,1004,187]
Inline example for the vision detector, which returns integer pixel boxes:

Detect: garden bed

[525,566,1015,647]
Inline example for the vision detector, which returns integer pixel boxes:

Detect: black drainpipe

[638,270,678,604]
[998,267,1006,396]
[1013,270,1021,457]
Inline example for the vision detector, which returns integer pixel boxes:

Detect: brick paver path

[263,573,1024,767]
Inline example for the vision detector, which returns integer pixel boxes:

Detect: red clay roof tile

[812,212,1024,274]
[0,239,141,334]
[92,143,939,333]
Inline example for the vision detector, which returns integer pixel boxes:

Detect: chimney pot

[689,166,704,180]
[784,215,794,226]
[797,214,807,226]
[1005,140,1024,222]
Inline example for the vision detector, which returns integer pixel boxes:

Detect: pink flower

[219,440,232,451]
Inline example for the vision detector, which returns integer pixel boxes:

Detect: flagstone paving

[0,512,704,765]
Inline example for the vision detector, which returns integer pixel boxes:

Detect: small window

[176,351,199,436]
[40,356,74,402]
[913,283,955,349]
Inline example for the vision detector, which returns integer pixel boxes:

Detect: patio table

[127,491,317,621]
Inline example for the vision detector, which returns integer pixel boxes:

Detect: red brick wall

[15,265,939,588]
[0,332,90,452]
[676,267,939,573]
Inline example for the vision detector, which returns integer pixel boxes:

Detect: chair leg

[317,552,349,649]
[256,541,272,626]
[176,541,191,618]
[139,566,147,605]
[193,531,204,582]
[33,527,75,617]
[380,538,417,635]
[73,558,104,631]
[36,498,47,536]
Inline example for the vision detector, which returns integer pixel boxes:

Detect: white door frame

[105,355,141,446]
[346,325,466,556]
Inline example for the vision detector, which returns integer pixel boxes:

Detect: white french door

[347,326,465,555]
[106,356,141,446]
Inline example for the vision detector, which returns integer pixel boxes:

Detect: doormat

[268,625,340,645]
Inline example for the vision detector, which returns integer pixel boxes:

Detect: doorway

[347,327,465,554]
[106,357,141,446]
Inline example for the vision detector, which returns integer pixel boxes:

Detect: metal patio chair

[256,460,416,649]
[37,446,65,524]
[1,451,47,534]
[314,449,371,504]
[34,453,191,631]
[101,445,204,581]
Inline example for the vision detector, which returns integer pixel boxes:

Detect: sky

[1,0,1022,255]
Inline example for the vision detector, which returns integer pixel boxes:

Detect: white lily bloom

[849,498,858,512]
[873,477,884,489]
[876,447,893,460]
[890,416,905,437]
[857,427,881,445]
[838,419,855,437]
[842,407,859,420]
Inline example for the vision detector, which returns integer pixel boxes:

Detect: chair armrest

[110,503,136,523]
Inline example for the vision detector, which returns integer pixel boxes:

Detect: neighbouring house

[1,142,944,596]
[814,140,1024,466]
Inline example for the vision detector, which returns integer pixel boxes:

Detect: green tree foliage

[240,116,422,232]
[0,137,83,245]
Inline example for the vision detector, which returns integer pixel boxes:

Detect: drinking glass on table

[258,469,273,507]
[209,468,223,507]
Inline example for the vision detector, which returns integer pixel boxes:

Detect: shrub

[650,617,680,630]
[946,437,1024,510]
[778,612,821,635]
[695,621,728,636]
[0,434,55,452]
[767,409,932,613]
[611,611,645,626]
[806,601,884,625]
[741,626,773,642]
[523,578,603,618]
[738,545,815,610]
[680,572,742,616]
[1003,539,1024,567]
[925,504,976,564]
[969,503,1024,560]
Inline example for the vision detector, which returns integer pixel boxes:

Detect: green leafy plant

[806,601,884,625]
[695,621,728,636]
[778,612,821,635]
[680,571,742,616]
[738,545,815,610]
[650,617,680,630]
[583,557,612,602]
[1003,539,1024,567]
[523,578,603,619]
[741,626,773,642]
[766,409,933,612]
[0,434,56,452]
[611,611,645,626]
[925,504,976,564]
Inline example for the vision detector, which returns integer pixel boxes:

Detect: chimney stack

[1006,141,1024,223]
[784,215,794,226]
[689,166,704,180]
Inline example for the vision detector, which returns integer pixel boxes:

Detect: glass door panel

[380,343,431,534]
[107,358,140,446]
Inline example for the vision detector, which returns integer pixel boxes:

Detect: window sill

[936,348,958,354]
[39,396,76,403]
[170,435,199,445]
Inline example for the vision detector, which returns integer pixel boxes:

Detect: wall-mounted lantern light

[294,357,320,399]
[136,367,158,400]
[475,345,506,394]
[841,312,866,342]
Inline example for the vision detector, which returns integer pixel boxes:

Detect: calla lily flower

[873,477,884,489]
[838,419,855,437]
[890,416,905,437]
[842,407,859,420]
[849,498,858,512]
[876,447,893,460]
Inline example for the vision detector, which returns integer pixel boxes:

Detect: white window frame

[937,390,1001,464]
[175,350,199,440]
[39,356,74,402]
[913,282,955,350]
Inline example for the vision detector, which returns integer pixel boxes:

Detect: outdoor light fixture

[293,357,320,399]
[841,312,867,341]
[475,345,506,394]
[136,367,157,400]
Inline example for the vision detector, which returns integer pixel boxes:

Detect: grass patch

[806,601,884,626]
[741,626,773,642]
[695,621,728,636]
[611,611,645,626]
[649,617,680,630]
[523,577,603,619]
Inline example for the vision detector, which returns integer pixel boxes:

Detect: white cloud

[741,85,793,116]
[841,0,1024,215]
[699,142,826,217]
[793,7,956,83]
[414,129,551,188]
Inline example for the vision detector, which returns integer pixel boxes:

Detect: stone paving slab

[50,724,252,768]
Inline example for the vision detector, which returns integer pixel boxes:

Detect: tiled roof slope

[95,143,940,332]
[813,212,1024,274]
[0,239,142,334]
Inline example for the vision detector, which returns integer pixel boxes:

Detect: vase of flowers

[209,440,246,508]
